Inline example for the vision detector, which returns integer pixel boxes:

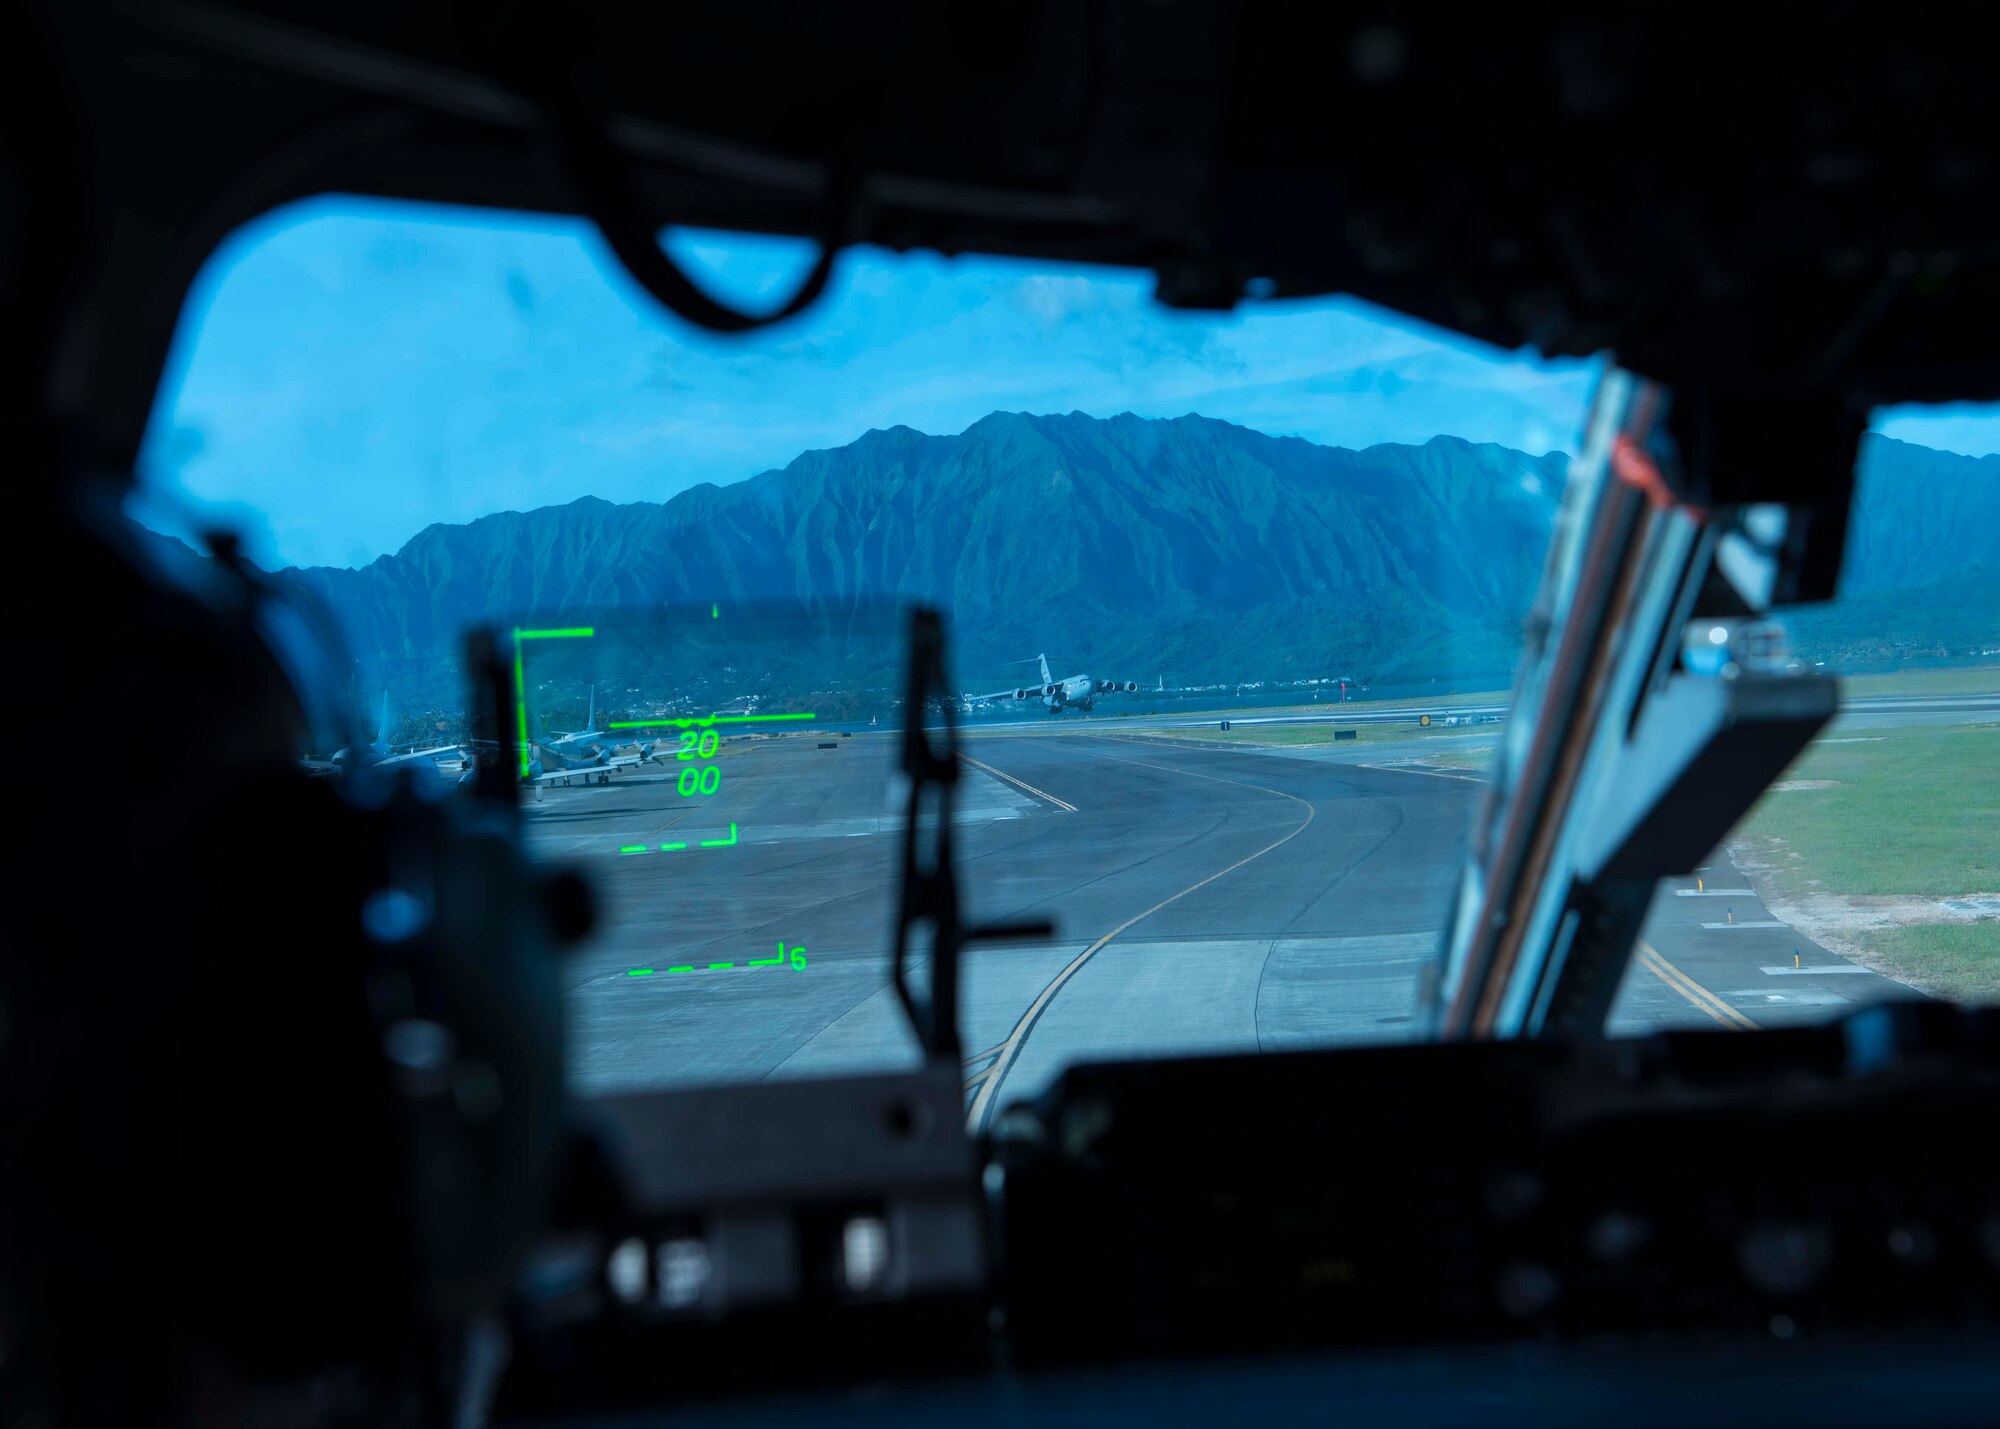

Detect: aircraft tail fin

[1038,653,1052,685]
[586,683,595,732]
[374,691,391,747]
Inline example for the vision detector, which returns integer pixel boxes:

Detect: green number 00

[677,765,722,797]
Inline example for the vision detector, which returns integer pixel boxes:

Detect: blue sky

[137,195,1998,570]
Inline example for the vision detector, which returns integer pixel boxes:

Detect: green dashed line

[626,950,806,978]
[617,828,732,856]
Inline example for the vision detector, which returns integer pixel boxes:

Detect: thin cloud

[145,202,1974,569]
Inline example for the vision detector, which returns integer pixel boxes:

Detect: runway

[534,690,1959,1122]
[955,689,1999,738]
[535,730,1471,1121]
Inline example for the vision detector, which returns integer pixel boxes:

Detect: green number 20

[677,729,720,760]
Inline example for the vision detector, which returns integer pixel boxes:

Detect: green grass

[1421,746,1498,771]
[1191,688,1507,719]
[1729,722,1998,1006]
[1860,923,2000,1004]
[975,689,1511,739]
[1138,725,1341,747]
[1732,723,1998,896]
[1837,665,2000,699]
[1105,722,1500,751]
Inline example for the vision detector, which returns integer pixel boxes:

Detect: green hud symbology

[626,943,808,977]
[510,604,876,882]
[513,626,596,777]
[618,823,738,855]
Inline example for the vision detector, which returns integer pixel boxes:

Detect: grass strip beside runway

[1836,665,2000,699]
[1731,721,1998,1002]
[1737,724,1996,896]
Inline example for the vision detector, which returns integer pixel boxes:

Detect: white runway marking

[1674,888,1754,897]
[1759,965,1875,976]
[1699,919,1787,929]
[959,752,1079,812]
[1359,761,1487,782]
[1725,990,1852,1006]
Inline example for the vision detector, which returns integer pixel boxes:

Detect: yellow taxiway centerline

[1636,940,1758,1030]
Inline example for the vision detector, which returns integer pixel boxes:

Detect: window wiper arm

[891,607,1054,1064]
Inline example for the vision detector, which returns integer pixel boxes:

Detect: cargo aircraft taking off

[973,654,1143,715]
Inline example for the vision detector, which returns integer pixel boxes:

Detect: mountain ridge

[132,414,1998,704]
[280,412,1574,692]
[308,417,1563,572]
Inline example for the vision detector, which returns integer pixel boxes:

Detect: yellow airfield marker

[1697,876,1704,892]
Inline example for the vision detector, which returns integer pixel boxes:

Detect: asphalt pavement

[533,730,1470,1121]
[1608,862,1921,1035]
[531,698,1949,1123]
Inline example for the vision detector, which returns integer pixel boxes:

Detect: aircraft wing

[971,683,1050,703]
[527,765,607,785]
[380,742,465,766]
[537,743,607,771]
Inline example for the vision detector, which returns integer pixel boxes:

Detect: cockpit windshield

[133,198,1996,1111]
